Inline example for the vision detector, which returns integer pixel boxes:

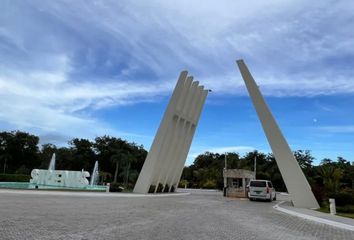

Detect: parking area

[0,189,353,240]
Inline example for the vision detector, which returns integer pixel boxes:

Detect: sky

[1,0,354,165]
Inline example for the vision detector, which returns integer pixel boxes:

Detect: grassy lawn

[336,212,354,219]
[317,206,354,219]
[317,206,330,213]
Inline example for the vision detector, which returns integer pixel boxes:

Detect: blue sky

[1,0,354,165]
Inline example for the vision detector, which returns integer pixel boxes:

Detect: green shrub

[202,179,217,189]
[0,174,31,182]
[328,191,354,206]
[15,165,31,175]
[178,180,188,188]
[312,184,326,206]
[126,182,134,190]
[337,205,354,214]
[109,183,124,192]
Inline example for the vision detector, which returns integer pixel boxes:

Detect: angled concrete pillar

[133,71,208,194]
[236,59,319,209]
[170,87,208,190]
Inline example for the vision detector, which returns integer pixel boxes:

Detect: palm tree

[0,154,11,173]
[99,171,112,184]
[121,152,135,188]
[111,150,123,183]
[318,164,343,193]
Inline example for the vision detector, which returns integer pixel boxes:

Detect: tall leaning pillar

[236,59,319,209]
[133,71,208,194]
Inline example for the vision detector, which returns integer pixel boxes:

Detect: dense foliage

[1,130,353,207]
[0,131,147,189]
[181,150,354,206]
[0,174,31,182]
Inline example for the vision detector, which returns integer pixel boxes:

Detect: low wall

[227,187,247,198]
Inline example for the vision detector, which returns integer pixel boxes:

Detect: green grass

[336,212,354,219]
[121,188,133,193]
[317,206,330,213]
[317,206,354,219]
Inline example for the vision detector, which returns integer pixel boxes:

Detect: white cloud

[319,125,354,133]
[1,0,354,143]
[0,54,171,142]
[207,146,256,154]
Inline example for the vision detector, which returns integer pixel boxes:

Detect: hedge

[328,191,354,206]
[109,183,124,192]
[0,174,31,182]
[337,205,354,214]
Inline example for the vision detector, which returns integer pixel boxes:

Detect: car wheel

[269,194,272,202]
[273,194,277,201]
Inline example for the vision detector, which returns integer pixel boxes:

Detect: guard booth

[223,169,255,198]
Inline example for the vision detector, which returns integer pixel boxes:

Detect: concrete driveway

[0,189,353,240]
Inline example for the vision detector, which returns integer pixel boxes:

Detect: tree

[99,171,112,184]
[318,163,343,193]
[0,131,148,188]
[0,131,40,173]
[335,157,352,188]
[0,132,12,173]
[293,150,314,170]
[121,151,135,187]
[69,138,95,171]
[94,136,134,183]
[110,150,122,183]
[56,147,74,170]
[0,153,11,174]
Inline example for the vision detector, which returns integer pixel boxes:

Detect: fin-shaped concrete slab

[236,59,319,209]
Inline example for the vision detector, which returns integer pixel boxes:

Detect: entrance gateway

[133,71,208,194]
[236,60,319,209]
[134,60,320,209]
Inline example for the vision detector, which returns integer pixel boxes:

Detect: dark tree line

[1,130,354,206]
[0,131,147,188]
[181,150,354,206]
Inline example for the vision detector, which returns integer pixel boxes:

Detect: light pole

[254,155,257,179]
[223,153,227,197]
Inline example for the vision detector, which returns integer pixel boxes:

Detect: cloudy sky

[1,0,354,164]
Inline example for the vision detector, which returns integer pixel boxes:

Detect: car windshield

[250,181,266,187]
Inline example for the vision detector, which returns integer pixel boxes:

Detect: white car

[247,180,276,202]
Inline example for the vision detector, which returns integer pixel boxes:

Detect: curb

[273,201,354,232]
[0,189,191,198]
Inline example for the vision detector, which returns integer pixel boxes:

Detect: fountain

[90,161,99,186]
[48,153,56,171]
[0,154,106,191]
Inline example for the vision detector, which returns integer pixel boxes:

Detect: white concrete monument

[133,71,208,194]
[30,169,90,188]
[236,59,319,209]
[30,153,91,188]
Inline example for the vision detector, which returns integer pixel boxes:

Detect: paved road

[0,189,353,240]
